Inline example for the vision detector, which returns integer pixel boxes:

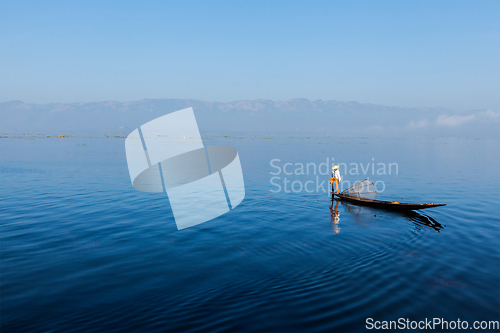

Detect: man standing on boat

[330,165,341,194]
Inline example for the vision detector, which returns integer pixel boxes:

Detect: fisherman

[330,165,341,194]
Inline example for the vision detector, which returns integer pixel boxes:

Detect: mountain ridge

[0,98,497,138]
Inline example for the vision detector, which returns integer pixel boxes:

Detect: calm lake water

[1,135,499,332]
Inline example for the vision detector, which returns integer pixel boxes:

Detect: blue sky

[1,0,498,111]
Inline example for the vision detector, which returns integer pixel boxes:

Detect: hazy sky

[1,0,498,111]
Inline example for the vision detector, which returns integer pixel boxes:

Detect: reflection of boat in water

[333,179,446,211]
[404,210,444,232]
[335,198,445,232]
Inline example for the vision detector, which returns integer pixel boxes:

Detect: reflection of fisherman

[330,165,341,194]
[330,200,340,234]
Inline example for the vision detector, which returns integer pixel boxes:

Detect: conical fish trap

[341,179,377,200]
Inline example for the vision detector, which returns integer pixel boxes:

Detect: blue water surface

[1,134,499,332]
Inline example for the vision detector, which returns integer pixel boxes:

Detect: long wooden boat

[333,193,446,211]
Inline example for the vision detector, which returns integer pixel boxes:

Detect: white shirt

[332,169,341,181]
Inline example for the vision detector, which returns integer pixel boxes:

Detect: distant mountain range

[1,98,498,138]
